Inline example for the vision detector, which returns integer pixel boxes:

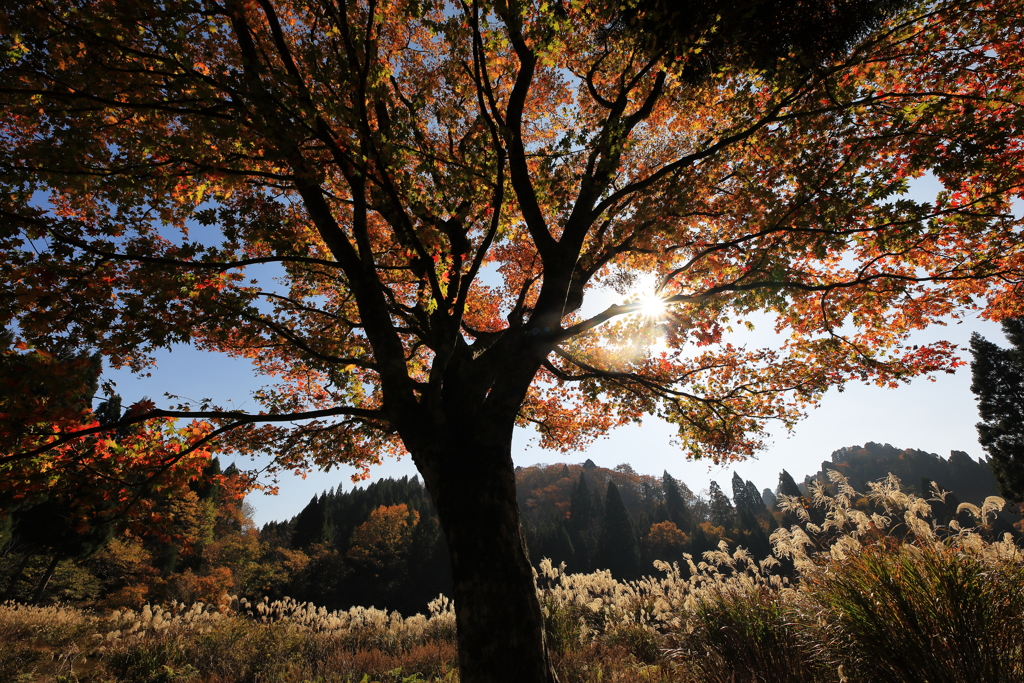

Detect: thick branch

[3,405,385,465]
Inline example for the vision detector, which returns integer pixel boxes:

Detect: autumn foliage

[0,335,234,525]
[3,0,1024,678]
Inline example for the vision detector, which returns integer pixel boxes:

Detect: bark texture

[415,426,557,683]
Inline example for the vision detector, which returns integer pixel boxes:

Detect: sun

[635,290,667,319]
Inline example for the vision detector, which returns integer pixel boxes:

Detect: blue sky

[103,311,1005,526]
[95,175,1014,525]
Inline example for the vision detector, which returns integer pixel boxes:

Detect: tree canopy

[2,0,1024,679]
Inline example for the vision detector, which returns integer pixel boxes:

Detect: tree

[662,471,693,533]
[777,470,804,499]
[970,319,1024,502]
[731,473,773,556]
[707,481,736,528]
[2,0,1023,679]
[346,503,419,599]
[597,481,641,579]
[291,494,334,550]
[568,472,597,571]
[643,520,688,565]
[0,332,238,602]
[731,473,755,512]
[0,333,234,532]
[527,516,575,569]
[1,495,114,603]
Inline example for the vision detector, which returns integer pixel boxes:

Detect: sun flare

[635,291,667,319]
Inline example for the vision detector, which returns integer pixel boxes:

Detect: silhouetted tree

[777,470,803,498]
[663,471,695,533]
[971,319,1024,502]
[568,473,597,572]
[597,482,640,580]
[292,495,333,550]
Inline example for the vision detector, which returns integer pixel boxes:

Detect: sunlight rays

[635,290,668,320]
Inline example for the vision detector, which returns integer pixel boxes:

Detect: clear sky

[104,307,1006,527]
[97,168,1011,525]
[54,123,1012,526]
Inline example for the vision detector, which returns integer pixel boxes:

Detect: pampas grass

[1,472,1021,682]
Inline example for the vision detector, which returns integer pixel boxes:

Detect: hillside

[0,445,1014,615]
[804,442,999,504]
[260,444,1016,613]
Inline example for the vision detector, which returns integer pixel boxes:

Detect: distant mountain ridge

[801,442,999,505]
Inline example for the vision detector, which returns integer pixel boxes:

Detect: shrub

[803,542,1024,683]
[677,583,825,683]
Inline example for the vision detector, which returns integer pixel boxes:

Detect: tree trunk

[2,552,32,602]
[416,433,558,683]
[32,551,62,604]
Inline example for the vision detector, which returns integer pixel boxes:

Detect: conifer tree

[662,471,693,533]
[731,473,754,511]
[663,470,714,557]
[597,482,641,580]
[970,319,1024,502]
[568,472,596,571]
[708,481,735,529]
[528,519,575,569]
[744,480,765,513]
[777,470,803,498]
[292,495,333,550]
[569,473,594,531]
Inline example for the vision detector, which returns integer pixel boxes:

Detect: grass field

[3,473,1022,683]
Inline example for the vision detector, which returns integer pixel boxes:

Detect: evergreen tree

[731,473,755,511]
[777,470,803,498]
[824,443,997,507]
[736,506,772,558]
[744,480,765,513]
[279,474,452,612]
[663,471,714,558]
[652,501,670,525]
[597,481,640,580]
[662,471,693,533]
[970,319,1024,502]
[94,394,122,428]
[568,472,596,572]
[569,473,594,532]
[528,518,574,569]
[260,520,294,548]
[707,481,735,529]
[291,494,333,549]
[946,450,999,504]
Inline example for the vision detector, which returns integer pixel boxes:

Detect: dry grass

[0,602,98,681]
[1,472,1022,682]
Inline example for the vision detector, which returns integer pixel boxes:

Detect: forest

[3,0,1024,679]
[1,439,1015,612]
[3,328,1024,681]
